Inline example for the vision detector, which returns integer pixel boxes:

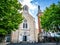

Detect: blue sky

[19,0,60,29]
[31,0,60,11]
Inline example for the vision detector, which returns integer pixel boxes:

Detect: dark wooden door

[23,36,27,41]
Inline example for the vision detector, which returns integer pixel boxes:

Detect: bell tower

[37,5,42,33]
[37,5,43,42]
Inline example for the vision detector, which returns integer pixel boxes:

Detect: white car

[42,32,60,38]
[54,32,60,37]
[49,32,55,37]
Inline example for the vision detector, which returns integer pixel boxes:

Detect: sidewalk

[0,43,6,45]
[0,42,10,45]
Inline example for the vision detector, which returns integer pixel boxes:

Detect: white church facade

[10,5,38,43]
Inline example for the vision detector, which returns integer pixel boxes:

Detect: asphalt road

[7,43,60,45]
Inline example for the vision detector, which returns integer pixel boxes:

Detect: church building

[10,5,37,43]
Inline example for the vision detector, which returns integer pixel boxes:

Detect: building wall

[18,12,36,43]
[35,29,39,42]
[11,30,19,43]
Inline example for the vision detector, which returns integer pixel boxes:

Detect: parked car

[54,32,60,37]
[40,32,60,42]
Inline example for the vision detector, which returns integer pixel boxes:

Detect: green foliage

[0,0,23,36]
[0,28,7,36]
[41,2,60,32]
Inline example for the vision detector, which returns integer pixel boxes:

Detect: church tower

[37,5,42,33]
[37,5,43,42]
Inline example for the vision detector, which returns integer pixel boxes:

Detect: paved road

[7,43,60,45]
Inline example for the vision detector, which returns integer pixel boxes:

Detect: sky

[18,0,60,29]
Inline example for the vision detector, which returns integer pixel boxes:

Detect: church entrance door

[23,36,27,41]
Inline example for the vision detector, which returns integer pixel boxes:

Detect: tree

[41,2,60,32]
[0,0,23,38]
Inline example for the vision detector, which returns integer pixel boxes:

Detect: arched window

[24,6,27,11]
[24,19,27,23]
[23,19,28,29]
[23,5,28,11]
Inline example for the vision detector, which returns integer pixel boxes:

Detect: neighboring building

[9,5,37,43]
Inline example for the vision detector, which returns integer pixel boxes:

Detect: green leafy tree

[41,2,60,32]
[0,0,23,37]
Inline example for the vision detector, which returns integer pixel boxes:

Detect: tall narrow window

[26,23,27,28]
[23,23,25,28]
[23,19,28,29]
